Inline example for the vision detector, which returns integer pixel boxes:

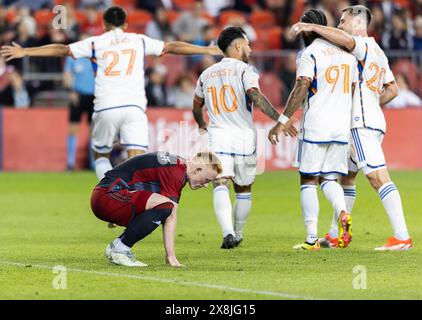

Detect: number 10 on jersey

[207,85,238,115]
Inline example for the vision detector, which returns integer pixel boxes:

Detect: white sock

[95,157,112,181]
[321,180,347,221]
[234,193,252,241]
[329,185,356,238]
[213,186,234,237]
[378,182,410,240]
[301,185,319,244]
[113,238,131,252]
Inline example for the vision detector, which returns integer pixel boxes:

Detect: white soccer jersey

[195,57,260,155]
[69,28,164,112]
[350,36,395,133]
[296,38,357,144]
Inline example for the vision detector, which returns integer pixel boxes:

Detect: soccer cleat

[105,242,114,261]
[318,233,338,248]
[235,238,243,247]
[374,237,413,251]
[109,250,148,267]
[293,241,320,251]
[338,211,352,248]
[221,234,236,249]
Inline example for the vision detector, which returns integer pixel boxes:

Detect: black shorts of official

[69,93,95,124]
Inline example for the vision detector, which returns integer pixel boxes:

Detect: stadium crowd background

[0,0,421,109]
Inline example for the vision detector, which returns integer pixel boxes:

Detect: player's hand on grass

[0,42,25,61]
[166,255,185,268]
[290,23,314,38]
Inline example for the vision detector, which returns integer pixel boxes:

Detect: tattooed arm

[246,87,280,121]
[192,94,207,131]
[268,76,311,144]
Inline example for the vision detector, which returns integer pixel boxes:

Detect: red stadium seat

[259,72,283,107]
[255,27,283,50]
[250,10,276,29]
[54,0,77,6]
[219,10,247,26]
[35,10,55,27]
[127,10,153,31]
[173,0,196,10]
[292,0,306,23]
[160,55,187,87]
[5,8,17,24]
[267,27,283,49]
[75,10,87,25]
[113,0,136,10]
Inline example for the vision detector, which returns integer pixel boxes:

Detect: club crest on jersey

[158,152,172,164]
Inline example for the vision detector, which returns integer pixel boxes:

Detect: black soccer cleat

[221,234,236,249]
[235,238,243,247]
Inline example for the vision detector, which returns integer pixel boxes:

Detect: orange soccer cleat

[318,233,339,248]
[338,211,352,248]
[374,237,413,251]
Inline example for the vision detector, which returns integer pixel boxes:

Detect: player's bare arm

[0,42,70,61]
[268,76,310,144]
[163,41,222,56]
[291,22,356,52]
[192,95,208,132]
[380,81,399,106]
[246,87,280,121]
[162,204,184,267]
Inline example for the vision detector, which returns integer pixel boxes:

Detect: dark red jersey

[97,152,188,203]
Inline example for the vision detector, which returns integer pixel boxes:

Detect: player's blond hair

[193,152,223,174]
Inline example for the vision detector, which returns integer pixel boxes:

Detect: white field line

[0,260,322,300]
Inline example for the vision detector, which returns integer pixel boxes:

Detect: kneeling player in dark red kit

[91,151,222,267]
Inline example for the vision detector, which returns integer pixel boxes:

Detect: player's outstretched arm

[380,81,399,106]
[162,205,185,267]
[268,76,310,144]
[291,22,355,52]
[0,42,70,61]
[163,41,222,56]
[192,95,208,132]
[246,87,280,121]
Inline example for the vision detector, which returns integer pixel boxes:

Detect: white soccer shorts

[350,127,386,175]
[294,140,348,179]
[216,152,257,186]
[91,106,149,154]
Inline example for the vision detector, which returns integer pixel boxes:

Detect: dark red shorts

[90,186,153,227]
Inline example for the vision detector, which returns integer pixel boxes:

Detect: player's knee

[153,202,174,220]
[300,174,319,185]
[340,172,357,186]
[234,184,252,193]
[367,170,390,190]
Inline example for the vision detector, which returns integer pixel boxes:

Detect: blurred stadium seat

[219,10,247,26]
[127,10,153,33]
[173,0,196,10]
[250,10,276,29]
[113,0,136,11]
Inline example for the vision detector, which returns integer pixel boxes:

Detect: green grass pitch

[0,170,421,300]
